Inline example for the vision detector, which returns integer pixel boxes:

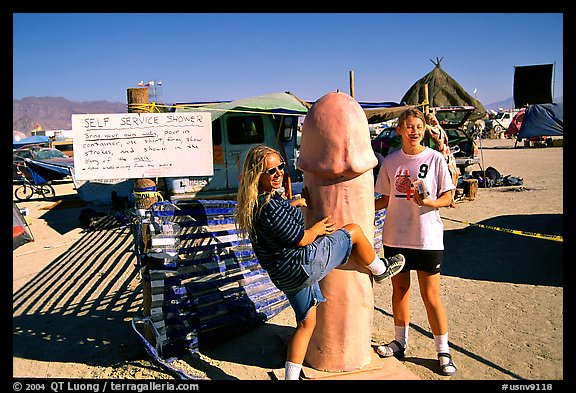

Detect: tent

[517,103,563,140]
[400,58,486,121]
[505,109,526,138]
[13,202,33,250]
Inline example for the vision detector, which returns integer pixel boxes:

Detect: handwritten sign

[72,112,213,180]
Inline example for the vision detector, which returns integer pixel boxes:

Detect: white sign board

[72,112,213,180]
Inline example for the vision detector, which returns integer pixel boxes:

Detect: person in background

[374,108,457,376]
[373,151,385,185]
[235,145,405,380]
[425,111,460,207]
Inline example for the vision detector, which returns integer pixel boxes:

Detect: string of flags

[138,80,162,87]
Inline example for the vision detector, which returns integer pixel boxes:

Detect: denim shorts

[284,228,353,322]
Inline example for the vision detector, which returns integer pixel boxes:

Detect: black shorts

[383,246,444,274]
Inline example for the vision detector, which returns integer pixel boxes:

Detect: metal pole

[477,126,487,188]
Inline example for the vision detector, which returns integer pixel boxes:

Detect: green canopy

[174,91,421,124]
[175,91,309,120]
[401,58,486,121]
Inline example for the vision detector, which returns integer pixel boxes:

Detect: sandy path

[13,138,564,381]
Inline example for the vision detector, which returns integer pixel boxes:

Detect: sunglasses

[264,162,285,175]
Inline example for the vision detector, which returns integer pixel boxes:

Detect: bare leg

[286,305,317,365]
[416,271,448,335]
[342,223,377,266]
[391,271,412,327]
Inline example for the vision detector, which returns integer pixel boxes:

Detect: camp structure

[517,103,563,140]
[504,109,526,138]
[13,202,33,250]
[400,57,486,121]
[511,63,561,142]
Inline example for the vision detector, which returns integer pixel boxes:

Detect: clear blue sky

[13,13,563,106]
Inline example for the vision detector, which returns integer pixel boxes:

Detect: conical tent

[401,58,486,121]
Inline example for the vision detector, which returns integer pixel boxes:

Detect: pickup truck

[371,105,479,174]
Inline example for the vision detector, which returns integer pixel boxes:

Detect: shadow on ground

[13,213,292,379]
[442,213,563,286]
[182,323,293,380]
[13,219,147,367]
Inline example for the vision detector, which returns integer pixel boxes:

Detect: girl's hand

[314,215,336,236]
[290,197,308,208]
[413,190,432,207]
[298,215,336,246]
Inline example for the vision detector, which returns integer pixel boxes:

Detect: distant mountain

[13,96,126,135]
[484,96,563,112]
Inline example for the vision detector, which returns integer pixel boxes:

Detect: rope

[441,216,563,242]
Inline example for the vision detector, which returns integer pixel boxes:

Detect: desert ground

[13,138,565,384]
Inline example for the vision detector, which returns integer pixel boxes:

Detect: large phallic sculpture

[297,91,379,371]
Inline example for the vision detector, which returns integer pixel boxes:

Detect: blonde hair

[235,145,281,240]
[397,108,426,128]
[424,112,437,125]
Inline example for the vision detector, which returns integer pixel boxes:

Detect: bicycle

[14,162,57,201]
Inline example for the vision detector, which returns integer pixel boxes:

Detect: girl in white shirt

[374,108,457,376]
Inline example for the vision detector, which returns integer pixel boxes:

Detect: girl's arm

[375,195,390,211]
[290,197,307,208]
[413,190,453,209]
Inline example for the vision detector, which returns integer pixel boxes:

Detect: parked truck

[487,109,522,134]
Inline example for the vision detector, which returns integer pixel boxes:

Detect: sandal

[438,352,457,376]
[376,339,405,359]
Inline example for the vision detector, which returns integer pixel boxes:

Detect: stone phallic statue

[297,91,379,372]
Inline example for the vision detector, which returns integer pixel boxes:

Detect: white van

[488,109,522,133]
[167,93,306,199]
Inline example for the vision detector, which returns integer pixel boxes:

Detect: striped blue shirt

[251,193,308,292]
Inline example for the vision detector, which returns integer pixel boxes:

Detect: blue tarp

[518,103,563,140]
[26,159,72,184]
[13,135,50,149]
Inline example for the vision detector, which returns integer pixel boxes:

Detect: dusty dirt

[13,138,565,383]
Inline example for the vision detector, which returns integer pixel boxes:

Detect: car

[13,146,75,181]
[371,126,401,157]
[371,106,479,174]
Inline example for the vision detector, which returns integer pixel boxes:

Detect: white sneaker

[373,254,405,283]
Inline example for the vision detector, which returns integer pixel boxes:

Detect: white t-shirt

[375,147,455,250]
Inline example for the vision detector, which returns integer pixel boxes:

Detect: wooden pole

[349,70,355,98]
[127,87,159,210]
[127,87,157,346]
[424,83,430,114]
